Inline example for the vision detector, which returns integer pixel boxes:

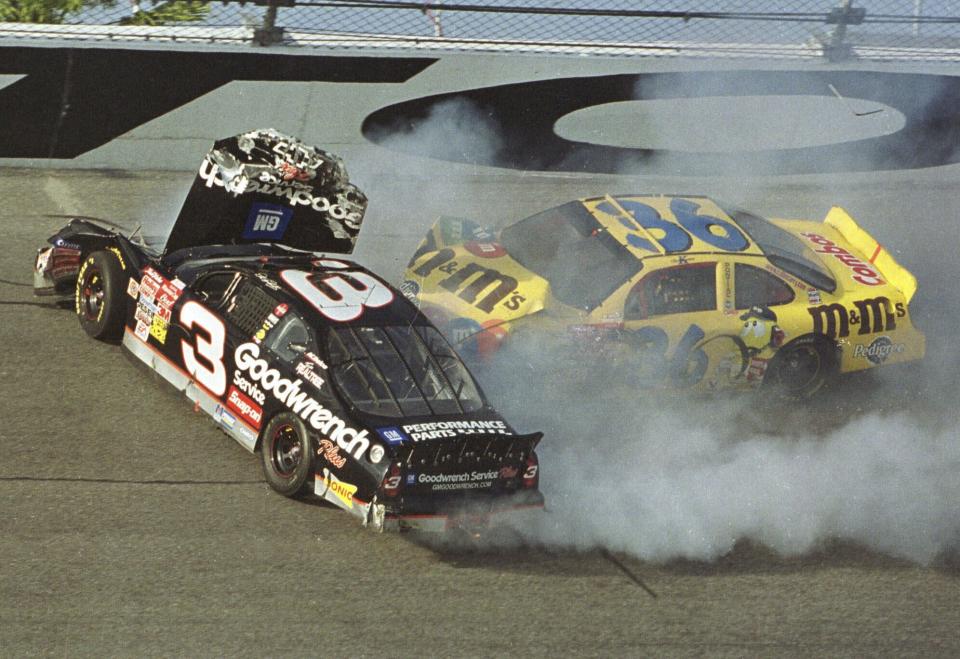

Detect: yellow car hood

[403,217,552,335]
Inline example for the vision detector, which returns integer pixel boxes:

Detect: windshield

[326,324,484,418]
[500,201,642,311]
[729,209,837,293]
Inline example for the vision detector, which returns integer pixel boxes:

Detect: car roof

[170,244,425,328]
[579,194,766,261]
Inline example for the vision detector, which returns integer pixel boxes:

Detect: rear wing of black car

[399,431,541,474]
[164,129,368,257]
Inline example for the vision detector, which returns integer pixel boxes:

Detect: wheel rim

[269,424,302,477]
[776,345,822,391]
[80,269,104,322]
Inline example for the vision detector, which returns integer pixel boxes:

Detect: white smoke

[519,403,960,564]
[368,97,504,167]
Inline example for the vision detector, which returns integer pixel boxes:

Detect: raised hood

[164,129,368,256]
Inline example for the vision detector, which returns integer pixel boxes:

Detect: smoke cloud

[365,79,960,565]
[508,391,960,564]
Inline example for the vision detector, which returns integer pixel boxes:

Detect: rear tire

[764,335,838,398]
[75,249,126,342]
[260,413,314,497]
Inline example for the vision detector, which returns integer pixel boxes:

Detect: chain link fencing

[2,1,960,61]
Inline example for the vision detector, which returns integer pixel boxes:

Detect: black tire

[260,413,314,497]
[75,249,126,342]
[764,335,838,398]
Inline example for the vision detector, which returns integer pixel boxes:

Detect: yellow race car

[402,195,925,396]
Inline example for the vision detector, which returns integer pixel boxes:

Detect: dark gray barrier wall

[2,42,960,175]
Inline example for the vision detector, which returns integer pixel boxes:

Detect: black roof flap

[163,129,367,256]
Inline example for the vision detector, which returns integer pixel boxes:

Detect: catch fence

[2,1,960,61]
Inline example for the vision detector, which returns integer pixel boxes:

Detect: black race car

[33,129,543,533]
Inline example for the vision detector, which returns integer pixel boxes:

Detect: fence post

[822,0,866,61]
[253,0,285,45]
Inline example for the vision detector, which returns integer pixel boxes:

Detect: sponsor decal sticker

[399,279,420,301]
[214,405,237,429]
[746,356,769,382]
[401,420,512,441]
[854,336,905,364]
[317,438,346,468]
[321,468,358,509]
[405,472,417,485]
[157,285,181,311]
[295,361,325,389]
[200,160,363,225]
[412,249,521,314]
[253,311,282,344]
[232,371,266,405]
[138,274,160,303]
[416,470,499,491]
[126,278,139,299]
[800,232,884,286]
[35,248,52,273]
[808,296,903,339]
[226,385,263,429]
[304,352,327,370]
[765,263,808,291]
[149,315,168,344]
[721,262,733,311]
[135,302,154,325]
[464,241,508,259]
[807,289,822,305]
[242,202,294,240]
[235,342,369,459]
[376,427,409,445]
[143,266,164,284]
[134,319,149,341]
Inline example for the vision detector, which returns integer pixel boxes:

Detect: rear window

[500,201,642,311]
[326,325,483,418]
[729,209,837,293]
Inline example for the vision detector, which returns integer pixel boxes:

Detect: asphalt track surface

[2,160,960,657]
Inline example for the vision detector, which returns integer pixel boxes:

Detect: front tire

[260,413,314,497]
[764,335,838,398]
[75,249,126,342]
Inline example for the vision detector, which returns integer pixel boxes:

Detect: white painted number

[281,269,394,322]
[180,300,227,396]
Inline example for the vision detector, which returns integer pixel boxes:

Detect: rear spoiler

[824,207,918,302]
[397,431,542,470]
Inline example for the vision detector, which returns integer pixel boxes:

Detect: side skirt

[122,328,259,452]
